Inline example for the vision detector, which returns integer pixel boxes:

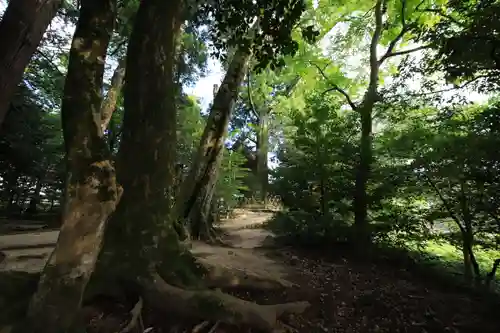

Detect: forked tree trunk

[353,0,384,242]
[0,0,62,129]
[180,45,253,240]
[20,0,120,332]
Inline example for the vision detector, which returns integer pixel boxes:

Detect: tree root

[191,242,297,290]
[140,271,310,332]
[200,260,297,290]
[119,297,144,333]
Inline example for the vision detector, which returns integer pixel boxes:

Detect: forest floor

[1,210,500,332]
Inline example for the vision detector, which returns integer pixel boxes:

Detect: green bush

[265,210,356,246]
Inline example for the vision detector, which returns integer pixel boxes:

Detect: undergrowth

[264,210,500,294]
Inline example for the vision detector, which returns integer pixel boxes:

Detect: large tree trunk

[101,0,184,271]
[19,0,120,332]
[179,46,253,240]
[0,0,62,129]
[90,4,310,331]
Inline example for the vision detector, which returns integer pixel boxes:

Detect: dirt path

[0,210,296,289]
[189,209,302,290]
[2,210,500,333]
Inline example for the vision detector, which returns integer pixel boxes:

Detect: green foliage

[215,147,250,213]
[194,0,317,71]
[0,85,64,213]
[272,93,358,217]
[4,0,500,306]
[266,210,355,246]
[417,0,500,90]
[177,95,205,168]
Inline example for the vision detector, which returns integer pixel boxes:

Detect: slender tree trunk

[353,0,384,242]
[101,0,184,271]
[485,259,500,289]
[100,56,126,131]
[180,45,253,240]
[189,151,224,239]
[0,0,62,129]
[462,242,473,284]
[20,1,120,332]
[2,172,18,208]
[257,107,269,204]
[319,170,327,216]
[459,180,481,285]
[354,108,373,240]
[26,178,43,216]
[461,228,481,286]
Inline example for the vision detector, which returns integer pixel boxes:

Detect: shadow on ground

[1,210,499,333]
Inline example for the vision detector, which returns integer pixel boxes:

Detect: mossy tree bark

[20,0,121,332]
[179,46,253,240]
[100,0,185,275]
[0,0,62,129]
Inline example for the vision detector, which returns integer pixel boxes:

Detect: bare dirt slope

[191,209,300,290]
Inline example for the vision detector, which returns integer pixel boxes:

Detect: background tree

[0,0,67,127]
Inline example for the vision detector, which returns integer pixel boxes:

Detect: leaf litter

[82,210,500,332]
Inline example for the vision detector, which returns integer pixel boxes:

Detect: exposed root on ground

[140,271,310,332]
[200,260,296,290]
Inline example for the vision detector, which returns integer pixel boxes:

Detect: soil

[2,209,500,333]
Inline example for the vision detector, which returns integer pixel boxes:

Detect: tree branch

[386,74,493,100]
[378,0,410,65]
[311,62,358,111]
[101,56,126,131]
[368,0,386,94]
[419,8,465,27]
[35,50,65,77]
[246,69,260,120]
[422,172,466,235]
[380,44,431,63]
[110,38,128,57]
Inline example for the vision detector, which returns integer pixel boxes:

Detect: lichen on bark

[18,0,120,332]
